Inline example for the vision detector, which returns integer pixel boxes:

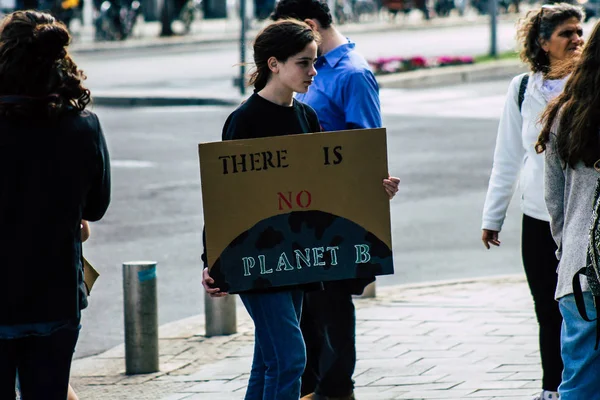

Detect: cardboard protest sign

[198,128,393,294]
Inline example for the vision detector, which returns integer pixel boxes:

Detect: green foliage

[474,50,520,64]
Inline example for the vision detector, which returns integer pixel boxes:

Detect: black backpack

[518,74,529,112]
[574,175,600,350]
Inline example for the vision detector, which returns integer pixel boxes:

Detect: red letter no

[277,190,312,210]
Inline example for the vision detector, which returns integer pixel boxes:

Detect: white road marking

[112,160,156,168]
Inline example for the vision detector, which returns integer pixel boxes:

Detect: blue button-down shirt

[296,40,382,132]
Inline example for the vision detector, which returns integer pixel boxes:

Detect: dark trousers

[301,280,356,397]
[522,214,564,391]
[0,323,79,400]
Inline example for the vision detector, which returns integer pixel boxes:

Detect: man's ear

[303,18,319,31]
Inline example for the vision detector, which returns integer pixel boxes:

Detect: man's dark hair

[271,0,333,29]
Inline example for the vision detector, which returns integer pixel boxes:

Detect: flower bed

[368,55,475,75]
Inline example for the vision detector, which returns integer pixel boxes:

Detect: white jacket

[482,72,555,231]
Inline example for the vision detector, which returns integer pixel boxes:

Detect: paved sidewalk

[89,58,526,106]
[70,275,547,400]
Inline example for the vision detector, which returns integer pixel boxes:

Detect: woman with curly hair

[481,4,584,399]
[0,10,111,400]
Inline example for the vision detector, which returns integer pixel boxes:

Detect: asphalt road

[76,78,524,358]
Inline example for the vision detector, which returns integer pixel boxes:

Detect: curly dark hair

[517,3,584,74]
[0,10,90,118]
[536,19,600,167]
[271,0,333,29]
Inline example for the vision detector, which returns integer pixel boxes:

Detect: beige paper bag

[83,256,100,295]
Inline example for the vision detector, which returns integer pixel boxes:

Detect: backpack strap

[518,74,529,113]
[573,268,596,322]
[573,267,600,350]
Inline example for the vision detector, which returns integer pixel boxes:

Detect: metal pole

[123,261,159,375]
[160,0,174,36]
[360,281,376,298]
[239,0,247,95]
[205,291,237,337]
[489,0,498,58]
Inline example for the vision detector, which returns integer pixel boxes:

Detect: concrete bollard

[123,261,159,375]
[360,281,376,298]
[204,291,237,337]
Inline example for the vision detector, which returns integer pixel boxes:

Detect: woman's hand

[81,220,90,243]
[383,176,400,199]
[482,229,501,249]
[202,267,228,298]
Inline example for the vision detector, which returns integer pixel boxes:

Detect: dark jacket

[0,110,111,324]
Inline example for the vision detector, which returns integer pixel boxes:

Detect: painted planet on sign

[209,210,393,293]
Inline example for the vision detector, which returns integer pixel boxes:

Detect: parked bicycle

[94,0,142,41]
[175,0,202,34]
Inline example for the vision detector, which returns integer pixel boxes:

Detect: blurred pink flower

[368,54,474,75]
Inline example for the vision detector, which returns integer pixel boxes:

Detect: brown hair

[517,3,584,74]
[249,19,320,91]
[0,10,90,118]
[536,20,600,168]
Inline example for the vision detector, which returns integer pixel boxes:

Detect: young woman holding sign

[201,19,398,400]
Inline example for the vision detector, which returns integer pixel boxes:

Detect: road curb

[377,58,526,89]
[92,94,242,107]
[375,273,525,295]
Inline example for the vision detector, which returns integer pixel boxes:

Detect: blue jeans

[240,290,306,400]
[0,321,80,400]
[559,292,600,400]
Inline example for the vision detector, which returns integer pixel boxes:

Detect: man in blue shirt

[296,39,382,131]
[290,12,381,132]
[271,2,398,399]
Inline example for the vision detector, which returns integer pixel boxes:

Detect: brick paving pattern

[71,275,545,399]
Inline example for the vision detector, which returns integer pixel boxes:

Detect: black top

[202,93,321,293]
[222,93,321,141]
[0,110,111,324]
